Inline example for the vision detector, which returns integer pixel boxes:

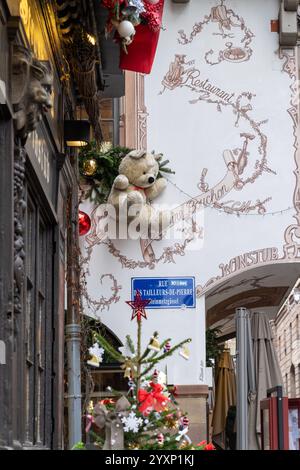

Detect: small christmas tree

[84,291,215,450]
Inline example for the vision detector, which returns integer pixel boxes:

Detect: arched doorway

[204,261,300,449]
[205,262,300,339]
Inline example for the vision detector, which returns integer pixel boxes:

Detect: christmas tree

[83,291,215,451]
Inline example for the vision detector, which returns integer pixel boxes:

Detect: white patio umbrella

[248,311,283,450]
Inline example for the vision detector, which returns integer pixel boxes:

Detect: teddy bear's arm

[144,177,167,200]
[113,174,129,190]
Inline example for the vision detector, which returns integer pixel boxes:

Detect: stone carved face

[12,45,53,141]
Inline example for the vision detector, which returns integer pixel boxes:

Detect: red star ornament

[126,290,151,321]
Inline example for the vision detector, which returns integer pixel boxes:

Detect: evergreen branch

[140,338,171,364]
[143,338,191,365]
[94,333,124,363]
[126,335,135,355]
[140,339,191,378]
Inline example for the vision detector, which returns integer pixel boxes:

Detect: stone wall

[274,293,300,398]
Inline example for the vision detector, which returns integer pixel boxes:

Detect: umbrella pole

[246,314,256,397]
[236,308,249,450]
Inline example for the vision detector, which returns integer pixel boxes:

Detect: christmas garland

[102,0,164,52]
[79,141,174,205]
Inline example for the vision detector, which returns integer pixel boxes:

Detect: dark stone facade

[0,0,79,449]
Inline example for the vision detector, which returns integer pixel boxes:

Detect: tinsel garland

[129,0,146,15]
[102,0,164,32]
[142,0,164,31]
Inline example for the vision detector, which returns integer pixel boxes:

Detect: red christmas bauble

[79,210,91,236]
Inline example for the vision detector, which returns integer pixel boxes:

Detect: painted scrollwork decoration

[12,45,53,143]
[178,0,254,66]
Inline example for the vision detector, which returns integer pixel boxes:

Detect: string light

[164,176,294,217]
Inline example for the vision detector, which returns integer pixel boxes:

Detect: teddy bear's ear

[154,153,163,161]
[127,150,146,159]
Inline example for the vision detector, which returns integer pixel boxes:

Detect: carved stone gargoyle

[12,45,53,143]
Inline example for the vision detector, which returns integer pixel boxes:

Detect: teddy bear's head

[119,150,160,188]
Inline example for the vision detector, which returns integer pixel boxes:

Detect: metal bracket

[279,0,299,46]
[0,80,6,105]
[284,0,299,11]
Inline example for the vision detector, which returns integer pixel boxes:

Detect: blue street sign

[131,277,196,309]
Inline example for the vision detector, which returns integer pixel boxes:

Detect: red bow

[138,382,170,415]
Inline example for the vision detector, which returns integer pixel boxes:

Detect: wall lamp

[64,120,91,148]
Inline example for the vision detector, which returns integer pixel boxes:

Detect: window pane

[100,99,113,119]
[101,121,114,143]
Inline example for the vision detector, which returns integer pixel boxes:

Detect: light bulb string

[164,176,294,217]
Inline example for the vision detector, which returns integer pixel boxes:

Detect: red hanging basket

[119,0,165,74]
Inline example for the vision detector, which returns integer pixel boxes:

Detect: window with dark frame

[100,98,120,146]
[24,186,54,448]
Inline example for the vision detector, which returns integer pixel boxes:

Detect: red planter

[119,0,165,74]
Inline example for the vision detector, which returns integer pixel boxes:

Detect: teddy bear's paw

[114,175,129,190]
[127,191,144,206]
[155,177,167,193]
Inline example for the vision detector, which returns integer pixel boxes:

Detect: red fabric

[129,185,146,192]
[102,0,125,8]
[138,382,170,415]
[119,0,165,74]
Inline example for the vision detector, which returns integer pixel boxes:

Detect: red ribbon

[131,185,145,192]
[138,381,170,415]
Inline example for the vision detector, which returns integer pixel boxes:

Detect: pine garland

[79,142,175,205]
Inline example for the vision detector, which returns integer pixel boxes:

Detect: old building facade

[0,0,84,449]
[274,281,300,398]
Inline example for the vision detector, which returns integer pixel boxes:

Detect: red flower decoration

[204,443,216,451]
[197,440,207,447]
[138,381,170,415]
[196,440,216,450]
[126,290,151,321]
[99,398,115,405]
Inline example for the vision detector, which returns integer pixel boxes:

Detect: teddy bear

[108,150,169,238]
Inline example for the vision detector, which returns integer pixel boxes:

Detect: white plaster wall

[81,0,298,385]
